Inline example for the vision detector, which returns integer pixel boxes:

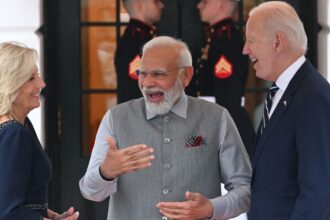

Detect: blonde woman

[0,42,79,220]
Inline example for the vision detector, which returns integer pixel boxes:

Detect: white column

[0,0,44,144]
[317,0,330,82]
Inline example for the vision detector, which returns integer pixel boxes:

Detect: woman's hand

[45,207,79,219]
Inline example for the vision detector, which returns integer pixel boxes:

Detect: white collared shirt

[270,56,306,117]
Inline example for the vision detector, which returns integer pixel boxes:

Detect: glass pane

[81,0,116,22]
[81,93,117,156]
[81,0,128,22]
[81,26,117,89]
[120,26,126,36]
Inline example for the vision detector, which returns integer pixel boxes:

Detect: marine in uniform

[191,0,255,154]
[115,0,163,104]
[115,18,156,104]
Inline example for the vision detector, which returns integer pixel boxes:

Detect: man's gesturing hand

[100,136,155,179]
[156,191,214,220]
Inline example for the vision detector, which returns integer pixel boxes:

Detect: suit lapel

[252,60,311,168]
[252,95,292,167]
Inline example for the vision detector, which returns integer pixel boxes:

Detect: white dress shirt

[270,56,306,117]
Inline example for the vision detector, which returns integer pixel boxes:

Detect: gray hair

[141,36,192,67]
[249,1,307,54]
[0,42,38,115]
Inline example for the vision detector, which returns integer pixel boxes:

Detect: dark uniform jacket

[188,18,255,154]
[115,18,156,104]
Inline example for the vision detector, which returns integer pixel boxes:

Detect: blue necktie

[260,84,279,134]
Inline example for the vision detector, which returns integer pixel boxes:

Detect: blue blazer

[250,60,330,220]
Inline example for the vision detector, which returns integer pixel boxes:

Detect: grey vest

[108,96,225,220]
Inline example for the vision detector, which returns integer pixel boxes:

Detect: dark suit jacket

[250,60,330,220]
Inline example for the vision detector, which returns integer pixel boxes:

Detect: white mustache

[142,87,164,94]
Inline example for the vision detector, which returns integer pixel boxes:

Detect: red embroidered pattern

[185,135,206,148]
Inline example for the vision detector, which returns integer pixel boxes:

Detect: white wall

[318,0,330,82]
[0,0,44,143]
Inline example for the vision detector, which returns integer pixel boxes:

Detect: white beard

[141,79,184,115]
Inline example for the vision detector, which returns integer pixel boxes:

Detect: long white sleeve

[211,109,252,219]
[79,110,118,202]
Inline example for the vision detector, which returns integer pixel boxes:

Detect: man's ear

[183,66,194,87]
[274,31,286,51]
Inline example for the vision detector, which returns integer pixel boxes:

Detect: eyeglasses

[136,66,186,80]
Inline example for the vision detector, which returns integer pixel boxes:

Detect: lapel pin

[283,100,287,106]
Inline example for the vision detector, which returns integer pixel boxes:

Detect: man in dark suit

[243,1,330,219]
[115,0,164,104]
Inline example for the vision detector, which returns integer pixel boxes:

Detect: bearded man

[80,36,251,220]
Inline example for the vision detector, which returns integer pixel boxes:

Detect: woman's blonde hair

[0,42,38,116]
